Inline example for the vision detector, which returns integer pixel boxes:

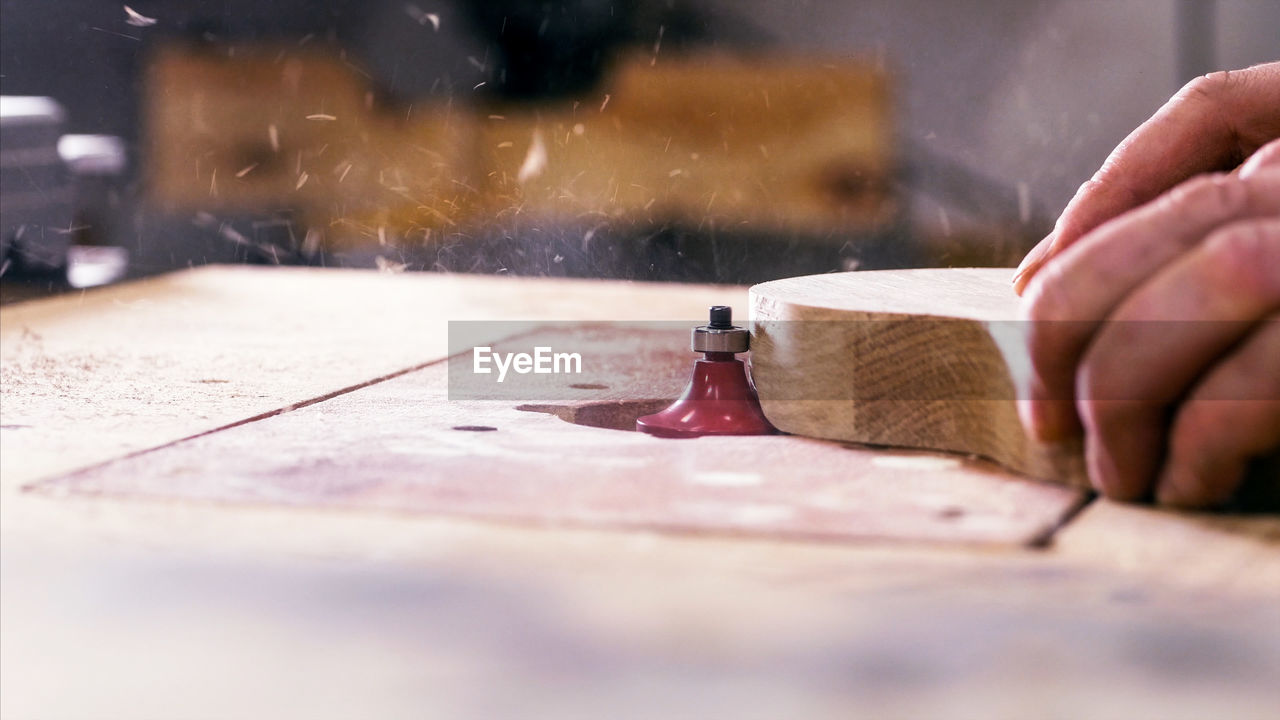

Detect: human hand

[1015,64,1280,508]
[1013,62,1280,292]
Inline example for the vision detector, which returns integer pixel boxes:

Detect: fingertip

[1154,468,1191,507]
[1083,410,1163,503]
[1156,461,1242,509]
[1030,400,1082,442]
[1011,264,1037,296]
[1084,436,1120,498]
[1154,485,1195,509]
[1156,479,1203,509]
[1019,367,1082,442]
[1086,438,1143,502]
[1012,234,1054,294]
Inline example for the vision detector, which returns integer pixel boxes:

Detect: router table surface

[2,266,1278,719]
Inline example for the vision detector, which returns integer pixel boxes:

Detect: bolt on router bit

[636,306,779,438]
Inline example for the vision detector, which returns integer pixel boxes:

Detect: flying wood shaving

[123,5,157,27]
[1017,181,1032,225]
[302,229,322,256]
[404,4,440,30]
[516,130,547,184]
[306,113,337,121]
[219,225,249,245]
[375,256,407,273]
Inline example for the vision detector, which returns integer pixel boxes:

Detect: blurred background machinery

[1,0,1277,290]
[1,96,128,288]
[0,96,74,274]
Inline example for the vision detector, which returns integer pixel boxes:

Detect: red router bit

[636,306,779,438]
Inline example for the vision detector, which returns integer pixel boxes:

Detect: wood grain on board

[32,324,1085,546]
[750,267,1088,486]
[749,267,1280,507]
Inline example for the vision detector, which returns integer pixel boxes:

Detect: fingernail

[1015,232,1053,273]
[1011,265,1037,296]
[1012,234,1054,295]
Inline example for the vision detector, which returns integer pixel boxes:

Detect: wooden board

[30,325,1085,547]
[749,267,1280,504]
[750,268,1088,486]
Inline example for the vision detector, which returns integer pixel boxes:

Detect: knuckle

[1163,173,1247,216]
[1178,70,1233,104]
[1076,171,1141,211]
[1075,176,1111,199]
[1201,220,1280,298]
[1159,171,1280,220]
